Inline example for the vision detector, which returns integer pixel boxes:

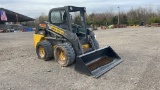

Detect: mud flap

[75,46,122,78]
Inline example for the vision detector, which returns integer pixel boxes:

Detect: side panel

[48,24,82,55]
[33,34,45,48]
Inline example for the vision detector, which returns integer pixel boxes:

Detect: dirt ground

[0,27,160,90]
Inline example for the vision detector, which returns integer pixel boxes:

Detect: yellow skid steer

[34,6,122,78]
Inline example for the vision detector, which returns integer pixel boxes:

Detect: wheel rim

[39,46,45,58]
[57,48,66,64]
[59,51,66,60]
[58,48,66,61]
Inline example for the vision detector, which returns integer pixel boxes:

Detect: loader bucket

[75,46,122,78]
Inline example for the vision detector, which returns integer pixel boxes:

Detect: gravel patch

[0,27,160,90]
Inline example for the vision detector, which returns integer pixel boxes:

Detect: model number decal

[50,25,64,35]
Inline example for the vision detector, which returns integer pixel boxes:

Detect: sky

[0,0,160,18]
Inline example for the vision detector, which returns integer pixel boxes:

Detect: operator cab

[48,6,87,36]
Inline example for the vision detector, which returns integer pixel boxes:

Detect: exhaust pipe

[75,46,122,78]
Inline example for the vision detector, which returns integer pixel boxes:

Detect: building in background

[0,8,35,32]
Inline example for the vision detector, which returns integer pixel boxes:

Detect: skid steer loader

[33,6,122,78]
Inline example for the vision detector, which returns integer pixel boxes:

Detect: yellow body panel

[82,44,90,49]
[33,34,45,48]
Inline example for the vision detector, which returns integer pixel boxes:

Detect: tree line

[34,7,160,26]
[85,7,160,26]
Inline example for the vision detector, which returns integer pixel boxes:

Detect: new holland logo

[50,25,64,35]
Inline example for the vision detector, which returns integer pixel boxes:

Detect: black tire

[54,43,75,67]
[36,41,53,61]
[93,39,99,49]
